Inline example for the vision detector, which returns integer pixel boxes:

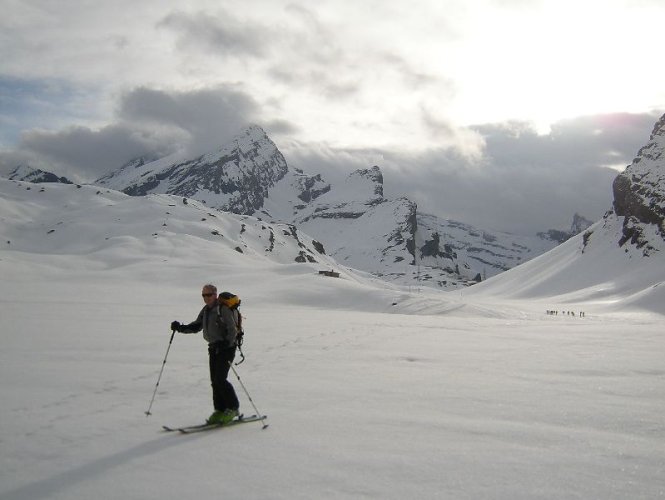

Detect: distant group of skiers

[546,310,586,317]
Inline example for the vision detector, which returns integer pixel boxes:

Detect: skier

[171,284,240,425]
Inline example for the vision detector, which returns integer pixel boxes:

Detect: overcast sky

[2,0,664,233]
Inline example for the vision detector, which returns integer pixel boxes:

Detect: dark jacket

[180,304,239,346]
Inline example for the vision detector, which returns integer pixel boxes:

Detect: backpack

[218,292,245,363]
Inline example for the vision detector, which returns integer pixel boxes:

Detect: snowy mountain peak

[237,123,272,149]
[96,124,288,215]
[323,165,385,206]
[198,124,274,164]
[348,165,384,200]
[570,213,593,234]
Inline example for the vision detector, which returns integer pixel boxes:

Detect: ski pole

[230,363,269,429]
[145,328,176,416]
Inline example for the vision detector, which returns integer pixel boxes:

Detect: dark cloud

[0,85,268,181]
[476,112,661,171]
[0,123,179,181]
[262,118,300,137]
[383,147,617,234]
[117,85,261,156]
[384,112,662,233]
[284,112,661,234]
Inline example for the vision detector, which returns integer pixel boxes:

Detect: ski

[163,414,268,434]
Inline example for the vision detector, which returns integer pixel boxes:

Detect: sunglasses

[202,293,215,297]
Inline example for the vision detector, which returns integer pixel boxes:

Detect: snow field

[1,178,664,499]
[1,255,664,499]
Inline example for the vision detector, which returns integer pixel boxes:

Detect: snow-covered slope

[1,177,431,315]
[465,218,665,312]
[2,121,664,500]
[0,178,331,269]
[466,113,665,314]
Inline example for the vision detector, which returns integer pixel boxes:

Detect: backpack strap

[216,297,246,365]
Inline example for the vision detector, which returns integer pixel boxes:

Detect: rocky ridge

[96,125,288,215]
[8,165,73,184]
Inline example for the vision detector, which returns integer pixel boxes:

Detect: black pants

[208,343,239,411]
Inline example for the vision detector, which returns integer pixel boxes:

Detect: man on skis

[171,284,240,425]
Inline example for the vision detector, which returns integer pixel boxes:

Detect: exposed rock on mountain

[292,169,331,203]
[96,125,288,215]
[353,166,384,200]
[570,213,594,235]
[611,113,665,251]
[537,213,594,244]
[8,165,73,184]
[416,213,558,285]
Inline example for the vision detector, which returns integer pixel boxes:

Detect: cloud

[420,107,485,160]
[117,85,263,156]
[157,9,269,58]
[380,53,448,91]
[385,146,619,234]
[393,113,662,233]
[475,112,662,173]
[284,112,661,234]
[0,124,179,181]
[0,85,274,180]
[282,141,387,186]
[282,4,347,66]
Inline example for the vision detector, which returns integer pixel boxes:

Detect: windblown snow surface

[1,179,663,499]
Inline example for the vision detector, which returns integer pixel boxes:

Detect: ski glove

[171,321,181,332]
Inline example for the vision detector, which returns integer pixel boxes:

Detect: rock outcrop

[8,165,73,184]
[611,113,665,251]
